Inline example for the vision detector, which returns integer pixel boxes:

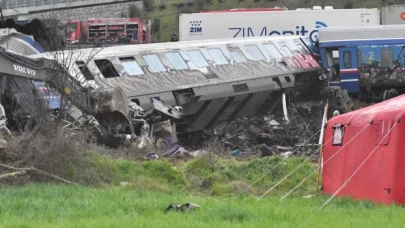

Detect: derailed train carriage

[28,35,347,147]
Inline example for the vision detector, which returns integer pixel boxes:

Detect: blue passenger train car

[318,25,405,102]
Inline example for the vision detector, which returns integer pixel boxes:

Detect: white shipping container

[179,9,380,43]
[381,5,405,25]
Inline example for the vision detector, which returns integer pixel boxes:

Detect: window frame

[381,47,393,68]
[142,54,167,73]
[207,48,229,65]
[293,40,309,54]
[187,50,209,68]
[263,43,283,59]
[357,49,362,68]
[244,44,266,61]
[343,51,352,68]
[119,57,144,76]
[94,59,120,78]
[229,48,248,63]
[165,52,189,70]
[279,42,294,57]
[76,61,94,80]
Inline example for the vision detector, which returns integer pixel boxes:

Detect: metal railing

[4,0,84,9]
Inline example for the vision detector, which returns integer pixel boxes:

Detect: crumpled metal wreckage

[165,202,201,213]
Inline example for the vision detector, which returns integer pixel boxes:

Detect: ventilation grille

[232,83,249,93]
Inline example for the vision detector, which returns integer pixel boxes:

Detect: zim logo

[189,20,202,33]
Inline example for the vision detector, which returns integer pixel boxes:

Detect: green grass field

[0,184,403,227]
[0,154,404,227]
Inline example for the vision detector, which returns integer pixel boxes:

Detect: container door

[339,47,359,93]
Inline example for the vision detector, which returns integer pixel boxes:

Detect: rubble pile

[171,100,326,159]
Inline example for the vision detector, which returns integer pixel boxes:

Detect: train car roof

[30,36,304,60]
[318,25,405,47]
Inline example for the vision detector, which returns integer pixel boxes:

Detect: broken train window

[76,61,94,80]
[332,124,345,146]
[94,59,120,78]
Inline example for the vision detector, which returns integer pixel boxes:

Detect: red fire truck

[66,18,151,46]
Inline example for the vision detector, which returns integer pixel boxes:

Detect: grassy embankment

[0,154,403,227]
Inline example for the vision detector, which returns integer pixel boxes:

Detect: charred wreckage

[0,22,350,151]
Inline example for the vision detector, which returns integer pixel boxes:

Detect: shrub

[194,0,206,11]
[128,4,142,18]
[344,0,353,9]
[158,4,166,10]
[151,17,160,34]
[142,0,155,12]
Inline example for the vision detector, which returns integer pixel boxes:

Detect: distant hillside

[139,0,389,43]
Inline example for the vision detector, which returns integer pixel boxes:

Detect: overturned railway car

[31,36,340,139]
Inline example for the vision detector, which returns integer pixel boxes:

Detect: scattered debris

[281,151,293,157]
[0,170,26,180]
[165,202,201,213]
[189,150,208,158]
[0,162,80,186]
[147,152,160,159]
[231,149,240,156]
[192,99,324,158]
[259,144,278,157]
[164,145,184,157]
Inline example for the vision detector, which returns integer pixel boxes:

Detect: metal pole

[315,102,328,192]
